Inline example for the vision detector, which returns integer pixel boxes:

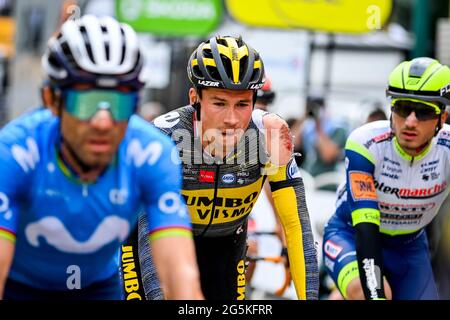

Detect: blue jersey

[0,109,191,290]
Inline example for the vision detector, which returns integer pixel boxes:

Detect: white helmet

[42,15,144,89]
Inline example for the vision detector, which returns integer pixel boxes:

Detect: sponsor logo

[380,163,401,180]
[25,216,130,253]
[362,258,381,299]
[324,240,343,259]
[199,170,215,183]
[324,256,335,272]
[364,132,392,149]
[66,265,81,290]
[441,83,450,95]
[374,180,447,199]
[11,137,40,173]
[237,178,245,185]
[378,201,435,214]
[237,171,250,177]
[126,139,163,167]
[0,192,12,221]
[121,245,143,300]
[153,111,180,129]
[222,173,236,184]
[198,80,220,87]
[183,192,259,221]
[158,192,186,217]
[236,259,246,300]
[249,83,263,90]
[109,189,128,205]
[349,172,377,201]
[287,159,301,179]
[420,160,439,176]
[383,157,400,166]
[380,212,423,225]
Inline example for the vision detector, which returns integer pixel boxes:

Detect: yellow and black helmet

[187,35,265,90]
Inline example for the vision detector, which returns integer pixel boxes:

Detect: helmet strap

[192,101,201,121]
[435,117,442,136]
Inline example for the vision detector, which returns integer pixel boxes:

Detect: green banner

[116,0,222,37]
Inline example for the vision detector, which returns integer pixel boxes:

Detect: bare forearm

[152,236,203,300]
[0,238,15,299]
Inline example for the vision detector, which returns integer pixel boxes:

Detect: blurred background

[0,0,449,299]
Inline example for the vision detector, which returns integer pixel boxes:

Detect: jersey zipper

[82,183,88,197]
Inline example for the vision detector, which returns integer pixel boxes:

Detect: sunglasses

[63,89,138,121]
[391,99,441,121]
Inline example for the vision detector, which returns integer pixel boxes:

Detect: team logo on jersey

[153,111,180,129]
[324,240,343,259]
[25,216,130,253]
[11,137,40,173]
[126,139,163,167]
[324,256,335,272]
[374,180,448,199]
[0,192,12,221]
[221,173,236,184]
[349,171,377,201]
[287,159,301,179]
[109,189,128,205]
[158,191,186,217]
[441,83,450,95]
[199,170,215,183]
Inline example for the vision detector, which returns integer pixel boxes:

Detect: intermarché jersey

[0,108,190,290]
[335,120,450,235]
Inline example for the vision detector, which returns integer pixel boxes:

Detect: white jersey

[335,120,450,235]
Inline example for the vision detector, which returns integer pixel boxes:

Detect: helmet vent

[409,57,434,77]
[206,65,220,81]
[119,28,126,64]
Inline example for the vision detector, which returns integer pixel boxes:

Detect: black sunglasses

[391,100,441,121]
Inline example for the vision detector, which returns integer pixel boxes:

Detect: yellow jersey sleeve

[266,159,319,300]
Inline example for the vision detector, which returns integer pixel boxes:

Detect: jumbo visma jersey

[0,109,191,290]
[335,120,450,234]
[152,105,319,300]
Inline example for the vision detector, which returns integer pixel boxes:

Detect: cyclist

[322,57,450,300]
[135,35,319,300]
[0,15,201,300]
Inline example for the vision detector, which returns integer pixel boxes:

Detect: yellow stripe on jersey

[183,177,265,225]
[149,227,192,241]
[0,228,16,243]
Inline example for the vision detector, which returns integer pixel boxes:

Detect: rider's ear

[189,87,198,105]
[41,83,60,116]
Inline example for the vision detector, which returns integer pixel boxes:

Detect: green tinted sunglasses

[64,89,138,121]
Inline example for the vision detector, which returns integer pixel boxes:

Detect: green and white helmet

[386,57,450,108]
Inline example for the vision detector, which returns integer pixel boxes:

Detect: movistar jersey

[336,120,450,234]
[0,108,190,290]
